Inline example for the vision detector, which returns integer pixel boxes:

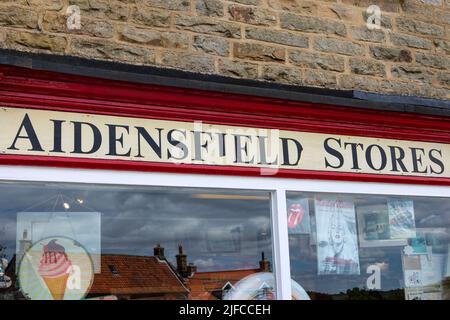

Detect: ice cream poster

[287,198,310,235]
[16,212,101,273]
[18,237,94,300]
[315,198,360,275]
[388,200,416,239]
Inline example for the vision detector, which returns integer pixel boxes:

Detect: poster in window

[409,233,428,255]
[388,200,416,239]
[444,244,450,301]
[420,253,445,287]
[446,244,450,278]
[422,228,448,254]
[287,198,310,235]
[402,248,444,300]
[361,208,389,241]
[404,270,423,288]
[315,198,360,275]
[403,258,423,289]
[405,288,425,300]
[16,212,101,273]
[356,204,407,247]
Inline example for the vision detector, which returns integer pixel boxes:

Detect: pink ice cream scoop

[38,239,72,278]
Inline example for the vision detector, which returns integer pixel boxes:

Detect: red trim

[1,64,450,186]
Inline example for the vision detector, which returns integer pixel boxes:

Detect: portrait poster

[315,198,360,275]
[287,198,310,235]
[388,200,416,239]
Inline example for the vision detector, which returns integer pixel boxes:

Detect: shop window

[0,181,274,300]
[286,192,450,300]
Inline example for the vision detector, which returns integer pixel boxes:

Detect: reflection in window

[0,182,273,300]
[286,192,450,300]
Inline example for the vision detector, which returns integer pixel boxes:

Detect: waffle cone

[43,274,69,300]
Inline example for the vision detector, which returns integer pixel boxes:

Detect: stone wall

[0,0,449,99]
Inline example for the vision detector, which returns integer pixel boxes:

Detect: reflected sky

[0,182,273,272]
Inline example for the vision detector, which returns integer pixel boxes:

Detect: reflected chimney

[176,245,189,277]
[187,263,197,277]
[154,244,165,260]
[18,229,32,265]
[259,251,271,272]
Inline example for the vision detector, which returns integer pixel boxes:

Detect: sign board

[0,107,448,178]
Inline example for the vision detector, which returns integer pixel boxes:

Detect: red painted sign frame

[1,64,450,186]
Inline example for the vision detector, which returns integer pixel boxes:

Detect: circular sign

[18,236,94,300]
[222,272,310,300]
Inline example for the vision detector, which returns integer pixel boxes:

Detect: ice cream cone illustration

[42,274,70,300]
[38,239,72,300]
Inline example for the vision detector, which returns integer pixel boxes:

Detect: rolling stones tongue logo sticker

[288,203,305,229]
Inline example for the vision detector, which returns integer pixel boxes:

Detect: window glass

[0,181,274,300]
[286,192,450,300]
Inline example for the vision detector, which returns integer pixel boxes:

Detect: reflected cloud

[0,182,273,273]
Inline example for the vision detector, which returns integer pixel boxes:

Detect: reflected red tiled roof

[188,268,260,300]
[89,254,189,296]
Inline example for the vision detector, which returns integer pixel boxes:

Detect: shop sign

[0,107,448,178]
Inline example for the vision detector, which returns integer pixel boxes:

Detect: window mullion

[271,189,292,300]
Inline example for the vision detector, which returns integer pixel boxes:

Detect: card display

[388,200,416,239]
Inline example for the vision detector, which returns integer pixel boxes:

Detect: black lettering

[281,137,303,166]
[389,146,408,173]
[429,149,444,174]
[106,124,131,157]
[8,114,44,151]
[410,147,428,174]
[136,127,163,158]
[366,144,387,171]
[324,138,343,169]
[71,121,102,154]
[167,129,188,160]
[50,119,65,153]
[216,132,226,157]
[234,135,254,164]
[344,142,364,170]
